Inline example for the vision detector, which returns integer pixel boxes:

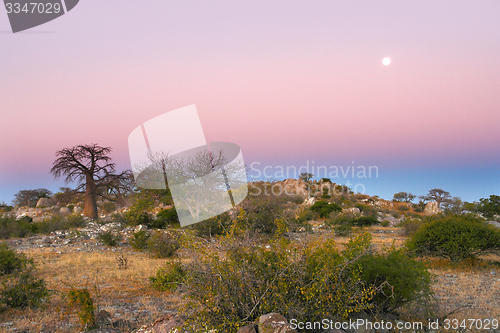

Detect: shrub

[358,248,433,313]
[321,194,332,199]
[296,208,315,223]
[190,213,231,237]
[67,288,96,330]
[334,223,353,236]
[0,243,28,275]
[351,216,379,227]
[155,209,180,228]
[129,231,150,250]
[0,244,50,309]
[123,211,152,227]
[180,232,375,332]
[150,261,186,291]
[0,215,37,239]
[407,215,500,262]
[242,189,298,234]
[35,215,86,234]
[399,218,423,236]
[147,231,180,258]
[397,205,410,212]
[310,201,342,218]
[101,201,116,214]
[1,268,51,309]
[98,232,120,247]
[0,203,13,212]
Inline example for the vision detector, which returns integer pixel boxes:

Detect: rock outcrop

[424,201,442,215]
[36,197,56,208]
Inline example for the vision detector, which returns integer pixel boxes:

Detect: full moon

[382,57,391,66]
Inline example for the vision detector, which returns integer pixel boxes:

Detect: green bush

[351,216,379,227]
[242,190,298,234]
[0,243,27,275]
[407,215,500,262]
[474,195,500,218]
[67,288,96,330]
[0,215,85,239]
[180,233,375,332]
[98,232,120,247]
[147,231,180,258]
[150,261,186,291]
[334,223,353,236]
[0,216,36,239]
[399,218,424,236]
[123,211,152,227]
[310,201,342,218]
[155,209,180,228]
[0,244,50,310]
[0,203,13,212]
[358,248,433,313]
[1,268,51,309]
[129,230,151,250]
[35,215,86,234]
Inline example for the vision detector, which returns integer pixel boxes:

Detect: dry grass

[2,225,500,333]
[0,245,180,332]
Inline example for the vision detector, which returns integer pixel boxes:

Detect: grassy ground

[1,226,500,332]
[0,244,181,332]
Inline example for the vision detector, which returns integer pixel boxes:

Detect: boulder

[133,315,184,333]
[59,207,72,216]
[100,222,123,233]
[36,197,55,208]
[380,215,401,227]
[303,197,316,206]
[258,313,297,333]
[281,178,308,196]
[424,202,442,216]
[134,224,148,233]
[342,207,360,215]
[74,206,83,215]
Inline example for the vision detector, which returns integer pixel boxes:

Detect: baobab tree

[420,188,452,208]
[50,144,130,219]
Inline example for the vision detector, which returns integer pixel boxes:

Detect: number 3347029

[5,3,62,14]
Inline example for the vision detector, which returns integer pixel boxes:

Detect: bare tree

[421,188,452,208]
[50,144,129,219]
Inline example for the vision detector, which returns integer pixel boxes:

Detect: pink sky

[1,0,499,203]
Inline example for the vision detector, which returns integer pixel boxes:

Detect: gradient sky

[1,0,499,204]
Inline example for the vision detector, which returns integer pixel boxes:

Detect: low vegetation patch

[407,215,500,262]
[0,243,50,310]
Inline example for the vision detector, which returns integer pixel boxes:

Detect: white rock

[36,197,55,208]
[59,207,72,216]
[424,201,442,215]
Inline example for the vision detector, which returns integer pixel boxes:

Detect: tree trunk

[84,173,98,219]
